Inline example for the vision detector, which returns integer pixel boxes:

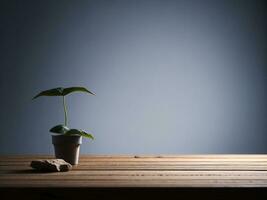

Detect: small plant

[33,87,95,139]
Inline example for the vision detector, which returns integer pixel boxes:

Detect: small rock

[30,159,72,172]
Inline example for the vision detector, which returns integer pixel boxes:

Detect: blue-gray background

[1,0,267,154]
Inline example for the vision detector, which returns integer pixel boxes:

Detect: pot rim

[51,134,81,137]
[52,134,82,145]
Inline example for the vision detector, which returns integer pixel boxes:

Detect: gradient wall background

[1,0,267,154]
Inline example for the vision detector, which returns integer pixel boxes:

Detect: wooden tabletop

[1,155,267,188]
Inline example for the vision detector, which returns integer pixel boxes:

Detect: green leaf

[78,130,95,140]
[62,87,95,96]
[33,86,95,99]
[65,129,94,140]
[64,129,80,135]
[33,87,64,99]
[50,124,70,134]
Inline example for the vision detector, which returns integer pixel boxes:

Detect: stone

[30,159,72,172]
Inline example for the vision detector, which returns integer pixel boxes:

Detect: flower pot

[52,135,82,165]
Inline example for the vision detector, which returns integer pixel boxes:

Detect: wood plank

[1,165,266,170]
[1,161,267,166]
[1,179,267,188]
[0,155,267,188]
[1,163,266,171]
[2,154,267,161]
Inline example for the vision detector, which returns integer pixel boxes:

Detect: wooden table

[1,155,267,199]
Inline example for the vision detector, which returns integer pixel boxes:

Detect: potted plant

[33,87,95,165]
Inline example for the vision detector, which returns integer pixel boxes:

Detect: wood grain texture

[0,155,267,188]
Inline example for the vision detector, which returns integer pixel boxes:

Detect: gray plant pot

[52,135,82,165]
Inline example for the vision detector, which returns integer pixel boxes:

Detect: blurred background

[1,0,267,154]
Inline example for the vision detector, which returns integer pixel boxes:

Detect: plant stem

[63,96,68,126]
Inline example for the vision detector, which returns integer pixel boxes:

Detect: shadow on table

[1,188,267,200]
[5,169,59,174]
